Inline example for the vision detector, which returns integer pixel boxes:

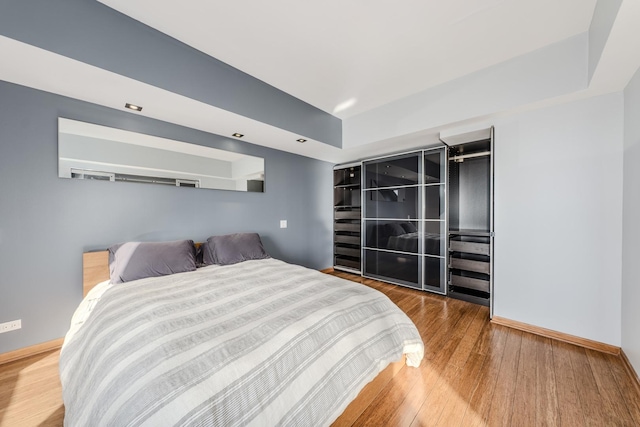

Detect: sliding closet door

[362,148,447,294]
[363,152,422,289]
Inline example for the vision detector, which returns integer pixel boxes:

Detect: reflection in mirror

[58,118,265,192]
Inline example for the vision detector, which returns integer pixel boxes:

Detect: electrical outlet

[280,220,287,229]
[0,319,21,334]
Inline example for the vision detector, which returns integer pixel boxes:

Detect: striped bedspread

[60,258,424,427]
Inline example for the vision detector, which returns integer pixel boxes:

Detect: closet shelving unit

[446,133,494,308]
[333,163,362,273]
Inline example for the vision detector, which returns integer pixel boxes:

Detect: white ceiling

[3,0,638,164]
[99,0,597,118]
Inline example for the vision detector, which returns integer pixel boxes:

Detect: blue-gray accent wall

[0,80,334,353]
[0,0,342,148]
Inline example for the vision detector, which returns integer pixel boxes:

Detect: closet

[333,127,494,310]
[446,132,494,308]
[333,163,362,273]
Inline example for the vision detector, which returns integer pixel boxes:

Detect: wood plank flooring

[328,270,640,427]
[0,349,63,426]
[1,271,639,426]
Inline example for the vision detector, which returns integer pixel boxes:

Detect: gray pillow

[384,222,406,236]
[400,222,417,233]
[109,240,196,284]
[202,233,270,266]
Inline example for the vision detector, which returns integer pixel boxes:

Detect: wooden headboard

[82,243,203,297]
[82,251,110,297]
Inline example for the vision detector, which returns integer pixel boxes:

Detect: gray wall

[0,0,342,148]
[344,33,588,148]
[0,80,334,353]
[494,92,623,346]
[622,66,640,374]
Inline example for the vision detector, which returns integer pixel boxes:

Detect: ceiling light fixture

[296,138,307,143]
[232,133,244,138]
[125,103,143,112]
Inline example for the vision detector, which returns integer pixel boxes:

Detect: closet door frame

[361,146,448,295]
[489,127,495,317]
[422,146,448,295]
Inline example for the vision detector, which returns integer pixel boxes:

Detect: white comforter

[60,258,423,426]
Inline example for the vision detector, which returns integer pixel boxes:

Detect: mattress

[59,258,423,426]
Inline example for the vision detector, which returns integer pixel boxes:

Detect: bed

[60,236,424,426]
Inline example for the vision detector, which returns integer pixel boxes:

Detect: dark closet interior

[333,164,362,273]
[448,138,493,306]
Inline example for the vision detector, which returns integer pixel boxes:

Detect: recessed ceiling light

[125,103,142,112]
[232,133,244,138]
[296,138,307,143]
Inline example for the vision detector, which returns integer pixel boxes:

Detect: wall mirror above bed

[58,118,265,192]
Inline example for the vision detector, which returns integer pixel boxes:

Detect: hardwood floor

[0,349,63,426]
[328,270,640,427]
[1,271,639,426]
